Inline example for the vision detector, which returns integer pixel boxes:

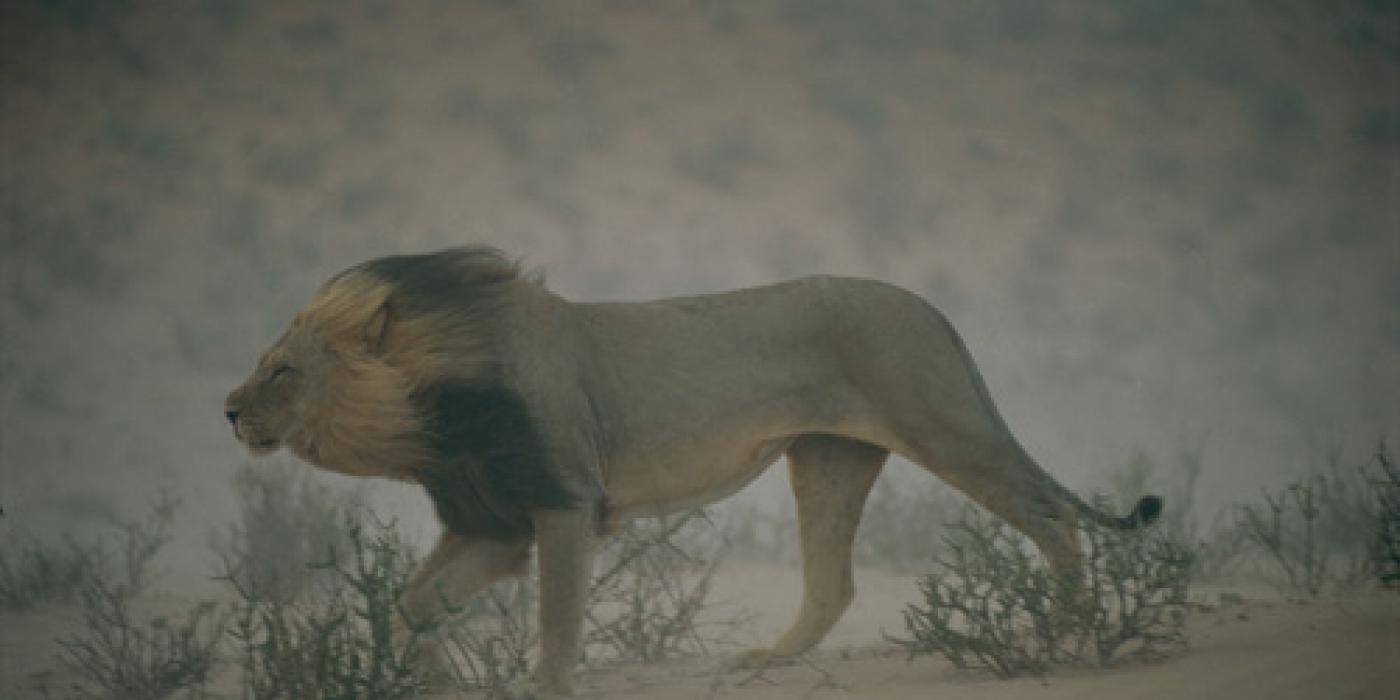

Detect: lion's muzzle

[223,396,277,453]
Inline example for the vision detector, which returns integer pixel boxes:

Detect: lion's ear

[364,298,392,355]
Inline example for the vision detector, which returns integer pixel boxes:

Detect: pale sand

[563,564,1400,700]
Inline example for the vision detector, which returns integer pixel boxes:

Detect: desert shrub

[1367,442,1400,588]
[438,580,538,697]
[891,504,1193,678]
[58,578,224,700]
[112,491,180,597]
[1236,449,1378,596]
[1105,446,1248,583]
[0,491,176,610]
[46,493,219,699]
[213,495,740,696]
[585,510,742,664]
[1189,512,1251,583]
[214,484,536,699]
[1158,447,1250,582]
[432,510,743,695]
[1237,477,1329,596]
[211,461,364,605]
[0,534,106,610]
[220,515,425,700]
[1312,449,1381,584]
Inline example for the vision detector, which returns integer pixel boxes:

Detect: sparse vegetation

[891,504,1193,678]
[58,579,224,700]
[210,462,364,605]
[1236,477,1331,596]
[1,491,176,610]
[205,463,741,696]
[1371,442,1400,588]
[0,534,106,610]
[1138,446,1250,583]
[428,510,745,695]
[1235,446,1379,596]
[586,510,743,664]
[439,580,538,696]
[204,462,428,699]
[4,0,1398,695]
[220,515,426,700]
[1188,513,1251,584]
[40,493,222,700]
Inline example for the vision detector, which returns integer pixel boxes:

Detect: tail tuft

[1122,495,1164,529]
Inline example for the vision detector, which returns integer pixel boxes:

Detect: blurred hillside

[1,0,1397,537]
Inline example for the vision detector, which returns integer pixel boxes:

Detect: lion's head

[222,317,339,457]
[223,248,521,479]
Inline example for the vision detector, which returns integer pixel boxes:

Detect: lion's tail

[930,305,1166,533]
[1065,491,1164,531]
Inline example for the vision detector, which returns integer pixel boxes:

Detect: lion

[224,247,1161,696]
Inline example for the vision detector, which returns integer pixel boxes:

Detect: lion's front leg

[526,506,597,697]
[397,532,532,683]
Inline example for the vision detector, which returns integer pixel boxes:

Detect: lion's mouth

[233,424,281,454]
[231,414,280,453]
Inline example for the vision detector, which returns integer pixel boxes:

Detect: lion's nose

[225,409,240,426]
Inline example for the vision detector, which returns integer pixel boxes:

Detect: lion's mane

[285,247,575,538]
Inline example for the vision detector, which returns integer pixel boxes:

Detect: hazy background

[2,0,1396,562]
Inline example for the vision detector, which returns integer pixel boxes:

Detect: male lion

[224,247,1161,696]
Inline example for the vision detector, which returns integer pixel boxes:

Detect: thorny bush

[891,504,1193,678]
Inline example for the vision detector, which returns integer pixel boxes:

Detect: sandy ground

[5,563,1399,699]
[556,564,1400,700]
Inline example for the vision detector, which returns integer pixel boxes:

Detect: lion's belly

[603,435,793,521]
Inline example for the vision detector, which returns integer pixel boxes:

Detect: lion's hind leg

[907,443,1087,596]
[733,434,886,670]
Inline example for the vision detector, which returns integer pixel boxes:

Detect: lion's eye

[270,365,293,381]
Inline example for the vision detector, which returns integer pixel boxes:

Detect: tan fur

[226,249,1157,697]
[228,276,425,481]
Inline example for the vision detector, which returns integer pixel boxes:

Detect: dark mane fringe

[355,246,522,314]
[362,246,525,383]
[411,380,577,539]
[362,248,574,538]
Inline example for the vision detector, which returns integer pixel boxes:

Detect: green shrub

[1368,442,1400,588]
[221,516,425,700]
[49,493,219,700]
[1236,448,1378,596]
[438,580,537,697]
[58,579,224,700]
[585,510,741,663]
[211,462,364,605]
[891,505,1193,678]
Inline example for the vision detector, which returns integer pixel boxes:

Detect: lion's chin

[245,439,281,456]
